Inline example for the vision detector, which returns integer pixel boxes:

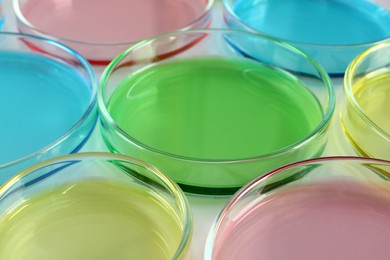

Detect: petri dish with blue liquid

[0,32,97,184]
[223,0,390,75]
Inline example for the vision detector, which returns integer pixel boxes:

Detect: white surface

[1,1,357,259]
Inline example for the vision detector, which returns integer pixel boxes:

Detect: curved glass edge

[0,32,98,180]
[344,42,390,141]
[221,0,390,75]
[0,152,193,259]
[13,0,215,46]
[204,156,390,259]
[98,29,335,164]
[13,0,215,64]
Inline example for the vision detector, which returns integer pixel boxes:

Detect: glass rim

[222,0,390,49]
[344,41,390,141]
[0,152,193,259]
[13,0,215,46]
[98,28,335,163]
[223,156,390,208]
[204,156,390,259]
[0,32,98,169]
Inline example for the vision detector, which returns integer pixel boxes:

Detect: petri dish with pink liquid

[13,0,214,64]
[206,157,390,260]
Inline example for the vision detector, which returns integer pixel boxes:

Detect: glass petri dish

[205,157,390,260]
[341,42,390,160]
[99,29,335,195]
[14,0,214,64]
[0,152,192,259]
[222,0,390,75]
[0,32,97,185]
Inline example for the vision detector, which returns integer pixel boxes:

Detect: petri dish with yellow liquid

[0,153,192,260]
[341,42,390,160]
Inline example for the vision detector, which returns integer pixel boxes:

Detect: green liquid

[0,181,183,260]
[108,57,323,160]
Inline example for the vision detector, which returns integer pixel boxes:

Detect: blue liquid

[0,52,91,165]
[229,0,390,45]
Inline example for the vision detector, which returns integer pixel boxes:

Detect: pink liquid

[213,181,390,260]
[21,0,207,42]
[18,0,209,62]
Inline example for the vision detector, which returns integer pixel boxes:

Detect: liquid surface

[354,70,390,134]
[213,181,390,260]
[0,180,183,260]
[21,0,207,43]
[230,0,390,45]
[0,52,90,165]
[107,57,323,160]
[342,69,390,159]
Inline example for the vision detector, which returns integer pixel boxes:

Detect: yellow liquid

[0,181,183,260]
[354,71,390,134]
[343,70,390,159]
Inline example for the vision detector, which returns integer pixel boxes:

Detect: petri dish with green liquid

[99,29,335,195]
[0,153,192,259]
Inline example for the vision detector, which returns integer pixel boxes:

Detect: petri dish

[222,0,390,75]
[206,157,390,260]
[0,152,192,259]
[341,42,390,160]
[14,0,214,64]
[98,29,335,195]
[0,32,97,185]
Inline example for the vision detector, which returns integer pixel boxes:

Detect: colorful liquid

[212,181,390,260]
[0,180,183,259]
[229,0,390,45]
[0,52,91,165]
[107,57,323,160]
[342,70,390,159]
[354,71,390,134]
[21,0,207,43]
